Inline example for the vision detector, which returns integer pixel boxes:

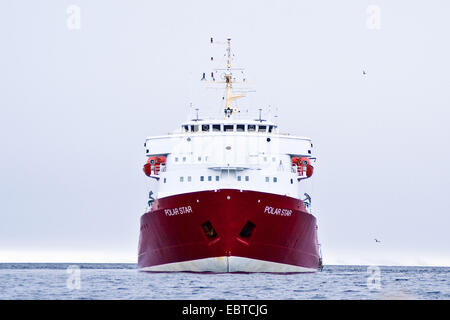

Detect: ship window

[187,176,192,182]
[224,125,234,132]
[164,178,167,183]
[264,157,267,162]
[290,178,293,184]
[258,125,267,132]
[208,176,212,181]
[216,176,219,181]
[265,177,269,182]
[237,176,241,181]
[268,126,273,133]
[200,176,204,181]
[180,176,184,182]
[248,125,256,132]
[201,221,217,239]
[236,124,245,132]
[212,124,221,131]
[191,125,199,132]
[198,156,202,161]
[272,157,276,162]
[245,176,249,181]
[183,125,189,132]
[239,221,256,238]
[175,157,178,162]
[273,177,277,183]
[202,124,210,132]
[182,157,186,162]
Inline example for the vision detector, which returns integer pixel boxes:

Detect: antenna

[201,37,254,119]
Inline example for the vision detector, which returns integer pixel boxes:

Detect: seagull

[374,238,381,243]
[200,73,206,81]
[363,70,367,75]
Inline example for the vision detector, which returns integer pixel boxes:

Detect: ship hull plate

[138,189,319,273]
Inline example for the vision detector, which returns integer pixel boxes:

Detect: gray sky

[1,0,449,265]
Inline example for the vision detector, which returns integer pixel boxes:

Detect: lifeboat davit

[143,156,166,176]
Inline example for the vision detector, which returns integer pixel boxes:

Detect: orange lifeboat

[306,164,314,177]
[291,157,312,177]
[143,156,166,176]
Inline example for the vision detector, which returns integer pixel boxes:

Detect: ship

[138,39,322,273]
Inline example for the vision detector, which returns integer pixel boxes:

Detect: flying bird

[374,238,381,243]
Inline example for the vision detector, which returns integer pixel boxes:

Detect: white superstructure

[143,38,314,203]
[144,118,313,200]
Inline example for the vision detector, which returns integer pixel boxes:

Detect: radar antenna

[201,38,249,119]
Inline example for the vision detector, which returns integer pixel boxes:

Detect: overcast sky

[1,0,449,266]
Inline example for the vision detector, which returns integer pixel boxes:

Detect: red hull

[138,189,320,272]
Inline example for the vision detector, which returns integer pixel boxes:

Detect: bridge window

[208,176,212,181]
[245,176,249,181]
[268,126,273,133]
[191,125,199,132]
[237,176,242,181]
[200,176,204,181]
[265,177,269,182]
[175,157,179,162]
[180,177,184,182]
[183,125,189,132]
[198,156,202,161]
[164,178,167,183]
[248,125,256,132]
[237,124,245,132]
[187,176,192,182]
[224,125,234,132]
[258,125,267,132]
[182,157,186,162]
[216,176,220,181]
[202,124,210,132]
[212,124,221,132]
[273,177,277,183]
[290,178,293,184]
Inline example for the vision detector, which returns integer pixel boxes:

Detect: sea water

[0,264,448,300]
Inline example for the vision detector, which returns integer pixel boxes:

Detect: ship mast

[223,38,245,119]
